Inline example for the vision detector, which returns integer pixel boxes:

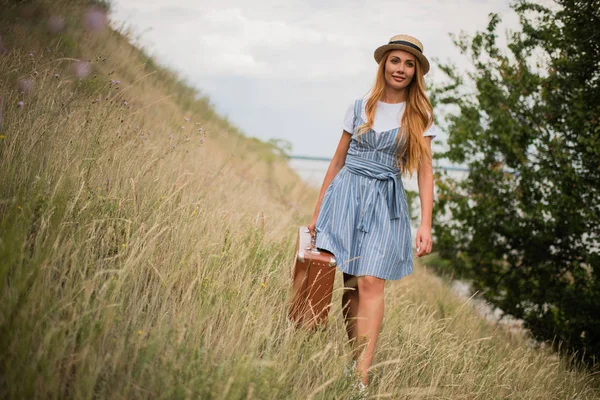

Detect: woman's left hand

[415,225,432,257]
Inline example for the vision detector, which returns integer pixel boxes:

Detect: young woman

[307,34,436,391]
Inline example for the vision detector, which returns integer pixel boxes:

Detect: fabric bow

[343,154,403,233]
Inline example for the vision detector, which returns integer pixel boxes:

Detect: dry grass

[0,1,598,399]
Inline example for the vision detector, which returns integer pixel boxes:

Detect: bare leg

[342,273,359,348]
[355,275,385,386]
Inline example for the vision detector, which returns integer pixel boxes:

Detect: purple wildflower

[48,15,66,33]
[72,60,91,79]
[18,79,34,94]
[17,101,24,108]
[54,73,60,79]
[83,7,107,32]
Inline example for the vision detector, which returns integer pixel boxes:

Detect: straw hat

[374,34,430,75]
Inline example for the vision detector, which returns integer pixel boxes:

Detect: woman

[307,34,436,391]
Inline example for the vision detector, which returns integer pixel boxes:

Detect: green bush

[432,0,600,366]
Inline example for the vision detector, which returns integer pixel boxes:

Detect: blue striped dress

[315,98,414,280]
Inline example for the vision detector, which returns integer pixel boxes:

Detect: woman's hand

[416,136,434,258]
[307,216,318,237]
[415,225,432,257]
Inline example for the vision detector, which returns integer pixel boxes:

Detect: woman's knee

[357,275,385,295]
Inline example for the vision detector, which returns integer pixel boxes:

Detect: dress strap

[352,99,363,133]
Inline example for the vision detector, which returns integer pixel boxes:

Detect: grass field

[1,1,598,399]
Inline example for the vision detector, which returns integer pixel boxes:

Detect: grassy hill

[1,1,598,398]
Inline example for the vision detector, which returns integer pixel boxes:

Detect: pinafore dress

[315,99,413,281]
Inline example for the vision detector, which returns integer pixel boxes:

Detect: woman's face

[384,50,416,91]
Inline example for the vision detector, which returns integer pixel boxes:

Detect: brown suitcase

[288,226,337,329]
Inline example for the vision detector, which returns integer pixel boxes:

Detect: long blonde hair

[357,50,433,176]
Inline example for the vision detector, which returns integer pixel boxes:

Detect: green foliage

[267,138,293,158]
[433,0,600,365]
[405,189,419,222]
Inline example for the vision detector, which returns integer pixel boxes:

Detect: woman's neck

[381,87,407,104]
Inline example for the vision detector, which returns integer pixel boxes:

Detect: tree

[432,0,600,366]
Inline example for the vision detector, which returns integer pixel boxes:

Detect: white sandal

[354,380,369,398]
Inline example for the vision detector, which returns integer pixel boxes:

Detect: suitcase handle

[297,227,336,266]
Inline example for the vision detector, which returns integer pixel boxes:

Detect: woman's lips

[392,76,405,82]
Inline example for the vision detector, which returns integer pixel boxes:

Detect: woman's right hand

[307,216,318,237]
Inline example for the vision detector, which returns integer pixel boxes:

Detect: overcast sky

[109,0,524,159]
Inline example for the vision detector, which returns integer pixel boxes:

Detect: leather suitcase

[288,226,337,329]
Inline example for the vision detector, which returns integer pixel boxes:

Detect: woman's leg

[342,273,359,346]
[355,275,385,386]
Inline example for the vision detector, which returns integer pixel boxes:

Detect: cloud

[111,4,372,79]
[111,0,520,81]
[109,0,525,158]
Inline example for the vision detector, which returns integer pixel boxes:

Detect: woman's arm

[309,131,352,232]
[415,136,434,256]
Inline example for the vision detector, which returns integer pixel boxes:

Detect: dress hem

[315,229,414,281]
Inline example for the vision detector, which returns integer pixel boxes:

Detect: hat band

[388,40,422,53]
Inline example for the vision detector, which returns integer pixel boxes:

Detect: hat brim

[374,44,430,75]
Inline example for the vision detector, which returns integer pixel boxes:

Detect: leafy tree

[432,0,600,366]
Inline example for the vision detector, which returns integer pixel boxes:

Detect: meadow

[1,2,598,399]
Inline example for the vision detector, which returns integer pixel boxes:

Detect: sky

[108,0,524,160]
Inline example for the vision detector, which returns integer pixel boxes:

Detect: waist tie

[344,154,403,233]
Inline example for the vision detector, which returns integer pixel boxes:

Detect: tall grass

[1,1,598,399]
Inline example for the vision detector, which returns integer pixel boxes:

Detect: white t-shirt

[342,98,437,139]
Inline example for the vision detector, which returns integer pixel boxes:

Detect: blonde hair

[357,50,433,176]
